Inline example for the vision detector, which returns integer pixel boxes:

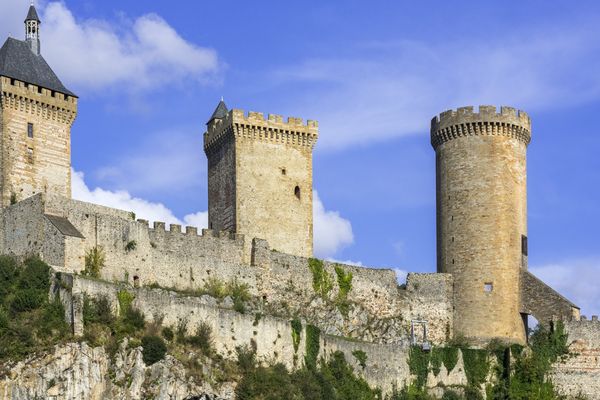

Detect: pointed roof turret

[25,4,41,23]
[208,98,228,123]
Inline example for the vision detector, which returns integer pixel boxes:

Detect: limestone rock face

[0,341,232,400]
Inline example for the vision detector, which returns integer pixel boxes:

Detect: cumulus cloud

[73,171,353,257]
[72,170,207,228]
[530,259,600,317]
[313,191,354,258]
[0,1,220,92]
[273,22,600,150]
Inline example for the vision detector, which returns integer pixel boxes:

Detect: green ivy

[308,258,333,299]
[334,265,353,299]
[408,346,430,390]
[291,317,302,354]
[352,349,368,369]
[304,324,320,369]
[117,290,135,316]
[441,346,459,373]
[462,348,489,387]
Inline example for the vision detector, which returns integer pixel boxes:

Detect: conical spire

[25,4,41,23]
[208,98,228,123]
[24,4,41,55]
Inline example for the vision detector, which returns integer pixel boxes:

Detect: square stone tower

[203,101,318,257]
[0,5,77,207]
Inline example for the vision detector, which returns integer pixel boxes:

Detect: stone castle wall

[552,317,600,399]
[1,193,454,345]
[0,76,76,207]
[204,109,318,258]
[60,273,413,393]
[431,105,531,344]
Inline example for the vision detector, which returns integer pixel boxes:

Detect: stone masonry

[0,76,77,207]
[204,107,318,258]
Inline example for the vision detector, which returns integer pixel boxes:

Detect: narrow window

[27,123,34,138]
[281,168,286,175]
[521,235,528,256]
[484,283,493,292]
[26,147,34,163]
[294,186,301,200]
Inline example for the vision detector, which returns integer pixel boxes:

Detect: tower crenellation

[204,108,318,154]
[431,105,531,149]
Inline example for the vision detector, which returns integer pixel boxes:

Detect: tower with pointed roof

[0,4,77,207]
[204,100,318,258]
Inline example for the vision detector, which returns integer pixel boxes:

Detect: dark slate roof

[208,99,228,123]
[44,214,85,239]
[25,5,40,22]
[0,37,76,97]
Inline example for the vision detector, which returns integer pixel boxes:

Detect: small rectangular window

[27,123,34,138]
[484,283,493,293]
[26,147,34,163]
[521,235,528,256]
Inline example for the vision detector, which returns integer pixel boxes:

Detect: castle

[0,5,598,398]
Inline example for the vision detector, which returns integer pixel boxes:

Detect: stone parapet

[204,108,318,154]
[430,105,531,149]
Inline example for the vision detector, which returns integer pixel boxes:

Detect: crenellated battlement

[204,108,318,154]
[0,76,77,123]
[554,314,600,324]
[430,105,531,149]
[136,219,245,244]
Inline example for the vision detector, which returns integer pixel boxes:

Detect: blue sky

[2,1,600,316]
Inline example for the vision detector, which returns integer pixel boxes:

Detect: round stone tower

[430,105,531,345]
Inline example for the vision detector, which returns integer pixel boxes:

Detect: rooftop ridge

[430,105,531,149]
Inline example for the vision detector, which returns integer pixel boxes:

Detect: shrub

[83,247,105,278]
[124,240,137,252]
[229,279,250,313]
[19,257,50,292]
[117,290,135,316]
[442,390,462,400]
[352,349,368,369]
[162,326,174,341]
[188,321,213,354]
[11,288,44,312]
[203,277,227,299]
[175,319,188,343]
[236,344,257,372]
[121,307,145,334]
[83,295,114,326]
[141,335,167,365]
[0,256,18,301]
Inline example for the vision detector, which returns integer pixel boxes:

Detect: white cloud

[313,191,354,258]
[530,259,600,318]
[72,170,207,229]
[273,22,600,150]
[0,1,220,92]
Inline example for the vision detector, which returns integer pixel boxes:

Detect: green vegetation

[352,349,367,369]
[235,348,382,400]
[129,211,136,220]
[141,335,167,365]
[406,323,572,399]
[334,265,353,299]
[291,317,302,353]
[186,321,214,355]
[83,246,105,278]
[9,193,17,205]
[0,257,70,362]
[124,240,137,252]
[228,280,251,313]
[308,258,333,299]
[304,324,321,369]
[161,326,174,341]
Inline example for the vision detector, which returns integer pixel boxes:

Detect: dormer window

[27,123,34,138]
